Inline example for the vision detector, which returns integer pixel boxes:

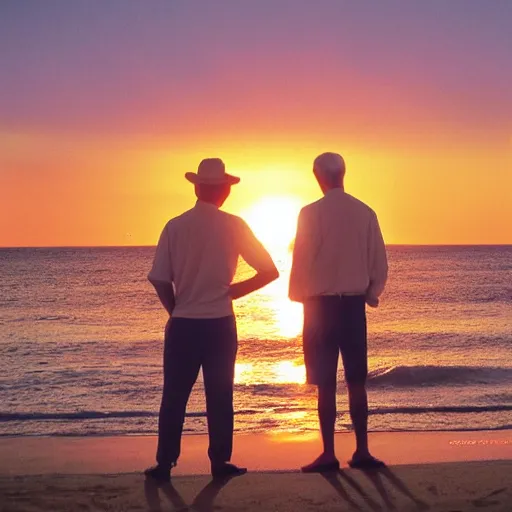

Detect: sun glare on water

[235,360,306,385]
[240,195,304,339]
[274,361,306,384]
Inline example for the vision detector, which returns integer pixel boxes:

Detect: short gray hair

[313,152,345,186]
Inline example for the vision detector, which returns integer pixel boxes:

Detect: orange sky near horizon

[2,128,510,247]
[1,2,511,247]
[0,127,512,246]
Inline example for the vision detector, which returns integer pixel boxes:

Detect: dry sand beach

[1,431,510,511]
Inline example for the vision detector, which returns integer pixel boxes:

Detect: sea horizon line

[1,243,511,250]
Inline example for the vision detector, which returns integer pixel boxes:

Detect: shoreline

[4,422,512,439]
[2,423,512,439]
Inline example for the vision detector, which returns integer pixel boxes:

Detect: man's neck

[323,185,344,196]
[196,199,220,209]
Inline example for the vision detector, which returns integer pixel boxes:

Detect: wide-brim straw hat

[185,158,240,185]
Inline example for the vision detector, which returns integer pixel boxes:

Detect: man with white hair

[145,158,279,482]
[289,152,388,471]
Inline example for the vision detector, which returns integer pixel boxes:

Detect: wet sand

[1,431,510,511]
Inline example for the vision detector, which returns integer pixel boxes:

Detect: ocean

[0,245,511,437]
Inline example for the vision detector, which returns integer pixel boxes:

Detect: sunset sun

[241,196,302,258]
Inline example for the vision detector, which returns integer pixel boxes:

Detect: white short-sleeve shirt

[149,201,277,319]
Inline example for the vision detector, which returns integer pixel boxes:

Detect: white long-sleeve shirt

[289,189,388,302]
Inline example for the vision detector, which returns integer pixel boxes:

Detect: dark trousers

[156,316,238,468]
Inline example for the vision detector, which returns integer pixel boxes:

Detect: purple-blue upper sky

[1,0,510,136]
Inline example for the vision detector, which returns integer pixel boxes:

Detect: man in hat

[289,152,388,472]
[145,158,279,482]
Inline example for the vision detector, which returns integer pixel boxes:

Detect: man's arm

[148,223,175,315]
[288,208,310,303]
[229,270,279,300]
[230,220,279,300]
[149,280,176,316]
[366,211,388,307]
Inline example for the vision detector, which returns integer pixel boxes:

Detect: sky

[1,0,511,246]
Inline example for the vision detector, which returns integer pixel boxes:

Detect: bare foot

[348,451,385,469]
[301,453,339,473]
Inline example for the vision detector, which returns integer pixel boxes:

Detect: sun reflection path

[235,360,306,385]
[234,362,254,384]
[263,253,303,338]
[240,194,305,339]
[274,360,306,384]
[273,296,303,338]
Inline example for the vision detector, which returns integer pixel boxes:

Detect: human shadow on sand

[322,470,380,511]
[321,466,429,511]
[144,474,237,512]
[360,466,429,511]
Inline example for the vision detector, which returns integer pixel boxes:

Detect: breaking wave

[367,365,512,387]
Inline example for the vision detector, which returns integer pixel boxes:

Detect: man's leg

[202,317,237,464]
[340,296,383,467]
[317,379,338,457]
[156,319,201,469]
[300,380,339,472]
[346,381,370,457]
[347,381,384,467]
[201,316,246,477]
[301,297,340,472]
